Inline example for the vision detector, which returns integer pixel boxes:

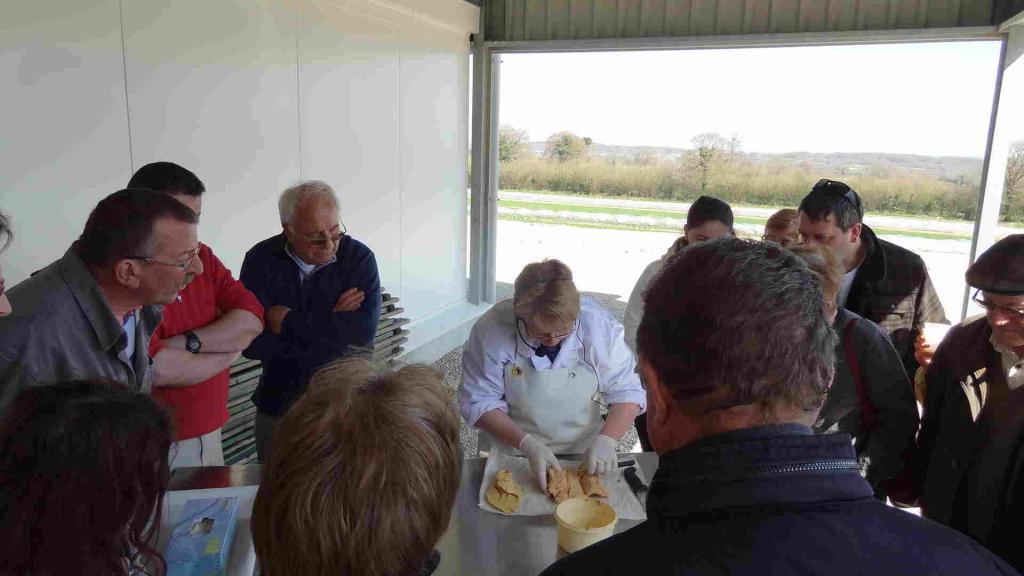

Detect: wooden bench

[222,290,408,464]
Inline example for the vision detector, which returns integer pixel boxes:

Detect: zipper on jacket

[684,458,861,484]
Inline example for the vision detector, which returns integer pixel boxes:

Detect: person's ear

[849,223,863,243]
[113,259,142,289]
[640,359,672,427]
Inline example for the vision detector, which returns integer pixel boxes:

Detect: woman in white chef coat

[459,259,646,491]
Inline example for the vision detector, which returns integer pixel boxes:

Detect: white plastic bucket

[554,498,618,553]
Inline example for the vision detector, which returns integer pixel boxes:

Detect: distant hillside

[527,142,983,186]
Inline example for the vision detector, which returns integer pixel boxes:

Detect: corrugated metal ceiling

[483,0,1024,42]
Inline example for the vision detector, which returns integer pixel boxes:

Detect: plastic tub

[554,498,618,553]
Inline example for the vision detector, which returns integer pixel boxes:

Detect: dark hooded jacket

[845,225,947,379]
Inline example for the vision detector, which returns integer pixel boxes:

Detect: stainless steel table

[435,452,658,576]
[169,452,659,576]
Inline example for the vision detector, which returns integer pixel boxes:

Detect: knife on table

[623,466,648,507]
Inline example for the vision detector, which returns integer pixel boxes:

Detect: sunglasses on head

[813,179,859,209]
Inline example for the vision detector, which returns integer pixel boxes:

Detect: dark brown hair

[798,179,863,232]
[252,359,462,576]
[128,162,206,197]
[638,238,836,421]
[76,188,198,268]
[0,380,172,575]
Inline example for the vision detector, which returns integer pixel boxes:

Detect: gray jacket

[0,246,160,414]
[815,308,920,493]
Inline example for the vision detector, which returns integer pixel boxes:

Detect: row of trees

[497,125,1024,223]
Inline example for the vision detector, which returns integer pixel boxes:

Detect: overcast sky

[499,41,1005,158]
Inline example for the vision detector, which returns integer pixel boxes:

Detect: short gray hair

[278,181,339,225]
[637,238,837,422]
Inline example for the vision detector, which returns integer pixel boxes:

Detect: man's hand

[334,288,365,312]
[914,333,936,369]
[266,305,291,334]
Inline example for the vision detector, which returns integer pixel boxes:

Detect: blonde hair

[788,244,843,308]
[251,359,462,576]
[513,259,581,326]
[764,209,800,243]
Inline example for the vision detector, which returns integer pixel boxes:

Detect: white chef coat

[623,258,664,355]
[459,297,646,428]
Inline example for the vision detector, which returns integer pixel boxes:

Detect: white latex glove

[519,434,561,491]
[584,434,618,475]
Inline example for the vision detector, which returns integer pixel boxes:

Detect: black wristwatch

[185,331,202,354]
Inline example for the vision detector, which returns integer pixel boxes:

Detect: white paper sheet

[478,448,648,520]
[158,486,259,576]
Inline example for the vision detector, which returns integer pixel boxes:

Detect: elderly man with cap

[915,234,1024,571]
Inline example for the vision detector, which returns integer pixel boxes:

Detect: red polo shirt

[149,244,264,440]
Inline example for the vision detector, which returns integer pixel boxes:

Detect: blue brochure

[165,497,239,576]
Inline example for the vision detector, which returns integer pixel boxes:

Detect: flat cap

[966,234,1024,295]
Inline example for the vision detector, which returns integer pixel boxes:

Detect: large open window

[489,42,1012,323]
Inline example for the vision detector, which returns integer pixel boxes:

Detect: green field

[498,197,973,241]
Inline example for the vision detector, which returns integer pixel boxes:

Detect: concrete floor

[435,282,640,457]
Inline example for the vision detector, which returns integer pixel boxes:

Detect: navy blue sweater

[542,425,1017,576]
[240,234,380,416]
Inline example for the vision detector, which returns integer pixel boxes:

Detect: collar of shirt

[60,245,145,352]
[122,311,137,360]
[837,264,860,308]
[285,243,336,282]
[990,333,1024,391]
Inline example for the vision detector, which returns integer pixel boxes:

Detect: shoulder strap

[844,317,879,431]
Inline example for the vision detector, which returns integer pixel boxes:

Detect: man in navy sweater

[541,239,1015,576]
[241,181,380,462]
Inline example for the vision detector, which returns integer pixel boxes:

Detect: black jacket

[240,234,380,416]
[846,225,947,378]
[917,318,1024,571]
[815,308,918,495]
[542,425,1016,576]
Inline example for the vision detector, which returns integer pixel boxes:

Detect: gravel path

[435,282,640,457]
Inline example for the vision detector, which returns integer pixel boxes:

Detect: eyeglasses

[128,247,201,270]
[516,317,575,341]
[292,219,347,247]
[813,179,860,210]
[972,290,1024,321]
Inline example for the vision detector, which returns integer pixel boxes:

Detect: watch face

[187,334,201,353]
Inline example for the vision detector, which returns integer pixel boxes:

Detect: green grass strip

[499,199,970,241]
[502,189,1024,229]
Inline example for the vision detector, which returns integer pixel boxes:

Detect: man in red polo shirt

[130,162,264,469]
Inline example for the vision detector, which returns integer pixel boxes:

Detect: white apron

[496,343,604,455]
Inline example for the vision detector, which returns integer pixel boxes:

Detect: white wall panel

[3,0,478,335]
[0,0,130,284]
[399,22,471,321]
[122,0,300,274]
[297,0,402,293]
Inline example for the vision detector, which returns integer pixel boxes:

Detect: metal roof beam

[486,25,1000,53]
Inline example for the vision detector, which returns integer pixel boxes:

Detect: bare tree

[690,132,731,194]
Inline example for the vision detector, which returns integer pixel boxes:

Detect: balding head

[279,181,343,265]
